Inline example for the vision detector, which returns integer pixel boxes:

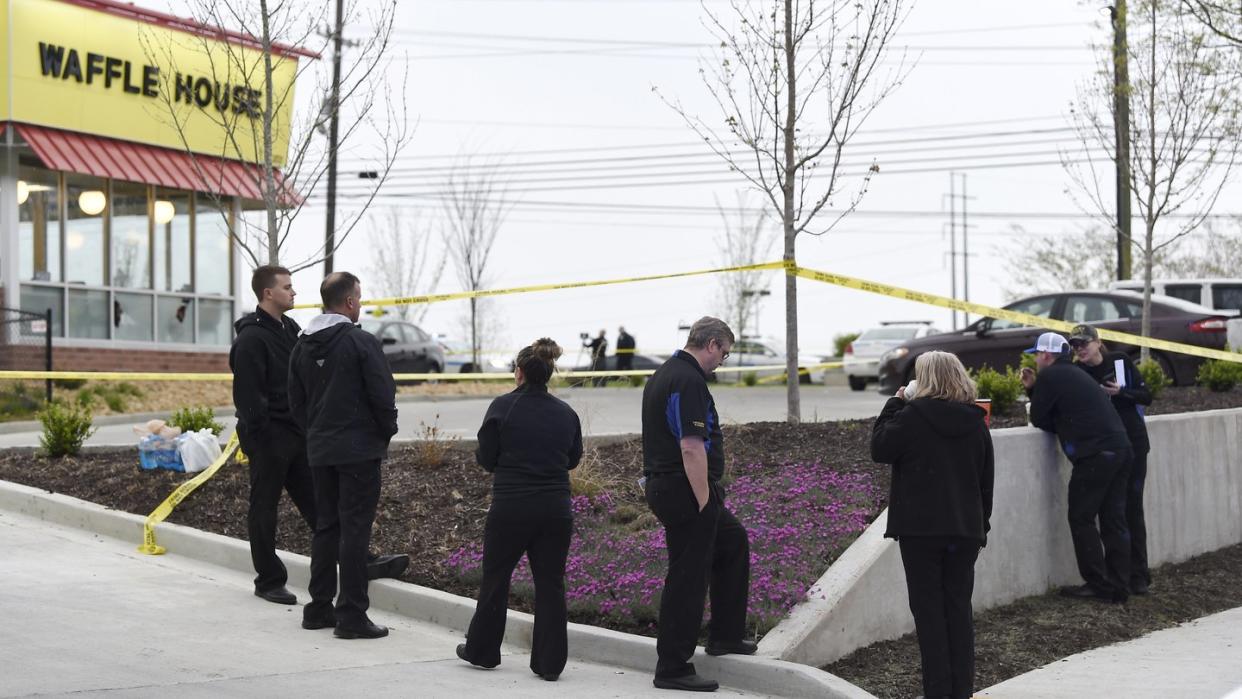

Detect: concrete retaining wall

[759,408,1242,667]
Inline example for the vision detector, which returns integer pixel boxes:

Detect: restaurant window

[64,173,108,287]
[19,285,63,337]
[198,299,233,345]
[110,181,151,289]
[68,288,109,339]
[18,167,61,283]
[114,292,154,342]
[158,295,195,344]
[195,197,232,295]
[153,189,193,293]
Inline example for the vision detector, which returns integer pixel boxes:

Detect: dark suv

[359,318,445,378]
[876,291,1233,393]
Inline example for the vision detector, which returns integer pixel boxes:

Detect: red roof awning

[13,123,299,205]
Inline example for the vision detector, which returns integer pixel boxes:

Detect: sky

[163,0,1239,362]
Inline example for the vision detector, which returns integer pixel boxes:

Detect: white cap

[1023,332,1069,355]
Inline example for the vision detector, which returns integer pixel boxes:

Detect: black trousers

[463,505,572,676]
[645,475,750,679]
[1127,448,1150,587]
[245,424,317,593]
[616,354,634,371]
[307,460,382,627]
[898,536,980,699]
[1067,449,1132,598]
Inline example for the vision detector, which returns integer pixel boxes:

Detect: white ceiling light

[78,190,107,216]
[154,200,176,225]
[17,180,29,205]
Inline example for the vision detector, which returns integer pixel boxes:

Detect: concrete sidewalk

[0,508,749,698]
[980,606,1242,699]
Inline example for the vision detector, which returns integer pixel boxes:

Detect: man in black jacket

[616,326,636,372]
[231,267,407,607]
[584,329,608,386]
[1021,332,1133,603]
[289,272,399,639]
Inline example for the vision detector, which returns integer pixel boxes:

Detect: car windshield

[358,319,382,334]
[859,327,920,341]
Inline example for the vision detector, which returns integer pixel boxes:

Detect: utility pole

[949,173,958,330]
[1111,1,1133,281]
[324,0,344,275]
[944,172,976,330]
[961,173,970,325]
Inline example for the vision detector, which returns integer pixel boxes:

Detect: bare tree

[714,192,776,357]
[1182,0,1242,44]
[366,208,445,323]
[441,157,511,373]
[660,0,912,422]
[1066,0,1240,359]
[997,224,1186,298]
[142,0,411,272]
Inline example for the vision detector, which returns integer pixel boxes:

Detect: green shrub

[627,375,645,388]
[833,331,861,358]
[170,405,224,436]
[1197,357,1242,392]
[73,382,145,413]
[1137,359,1171,399]
[52,378,86,390]
[973,365,1024,415]
[1019,353,1036,371]
[742,371,759,387]
[0,382,42,421]
[38,401,96,457]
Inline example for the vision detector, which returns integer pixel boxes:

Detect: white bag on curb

[178,429,222,473]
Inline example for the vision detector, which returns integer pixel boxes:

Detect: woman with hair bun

[456,338,584,681]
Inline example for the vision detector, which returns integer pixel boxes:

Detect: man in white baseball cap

[1020,331,1134,603]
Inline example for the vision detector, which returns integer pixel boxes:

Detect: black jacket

[1028,356,1131,461]
[872,397,995,545]
[616,331,636,353]
[288,316,399,467]
[1077,351,1152,453]
[476,383,583,512]
[229,307,302,449]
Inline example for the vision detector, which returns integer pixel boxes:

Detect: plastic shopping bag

[178,429,222,474]
[135,419,184,472]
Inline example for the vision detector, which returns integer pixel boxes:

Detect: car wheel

[848,376,867,392]
[799,369,813,385]
[423,364,441,385]
[460,362,475,374]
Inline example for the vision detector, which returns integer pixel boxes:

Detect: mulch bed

[1,384,1239,689]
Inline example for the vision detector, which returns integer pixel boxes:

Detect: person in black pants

[289,272,399,639]
[231,267,408,607]
[1021,331,1133,603]
[1069,324,1154,595]
[872,351,994,699]
[616,326,636,372]
[642,316,751,693]
[456,338,583,681]
[584,329,608,386]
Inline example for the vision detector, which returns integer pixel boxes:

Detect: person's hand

[1020,366,1036,389]
[1101,380,1121,396]
[697,492,709,512]
[895,386,907,400]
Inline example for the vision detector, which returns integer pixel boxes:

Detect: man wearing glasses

[641,316,753,692]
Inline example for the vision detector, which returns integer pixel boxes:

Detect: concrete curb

[0,478,873,699]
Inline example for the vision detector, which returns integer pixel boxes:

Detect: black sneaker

[254,586,297,605]
[1131,578,1150,596]
[366,553,410,581]
[334,620,388,639]
[301,612,336,630]
[705,638,758,656]
[456,643,499,669]
[653,674,719,692]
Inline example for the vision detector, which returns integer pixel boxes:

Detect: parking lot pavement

[0,385,889,448]
[0,508,749,698]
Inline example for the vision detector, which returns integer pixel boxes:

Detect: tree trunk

[782,0,800,424]
[259,0,279,264]
[1140,218,1155,363]
[470,296,480,373]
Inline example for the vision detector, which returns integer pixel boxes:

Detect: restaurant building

[0,0,307,371]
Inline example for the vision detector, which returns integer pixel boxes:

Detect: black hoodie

[1027,355,1131,461]
[288,315,399,467]
[229,307,302,449]
[872,396,995,545]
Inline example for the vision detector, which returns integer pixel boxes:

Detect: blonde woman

[871,351,994,699]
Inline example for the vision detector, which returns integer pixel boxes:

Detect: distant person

[1069,324,1153,595]
[289,272,399,639]
[231,266,406,608]
[584,329,608,386]
[641,316,751,693]
[457,338,583,681]
[872,351,994,699]
[1021,332,1132,603]
[616,326,636,372]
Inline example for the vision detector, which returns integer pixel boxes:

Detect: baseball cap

[1023,332,1069,354]
[1068,324,1099,344]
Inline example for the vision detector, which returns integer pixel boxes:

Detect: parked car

[437,338,512,374]
[358,318,445,379]
[1108,278,1242,314]
[876,290,1236,394]
[844,322,943,391]
[720,337,827,384]
[571,353,666,374]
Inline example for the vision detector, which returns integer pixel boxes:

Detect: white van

[1107,279,1242,314]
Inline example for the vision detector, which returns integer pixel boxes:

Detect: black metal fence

[1,306,53,403]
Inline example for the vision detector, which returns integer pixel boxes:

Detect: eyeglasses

[714,340,731,361]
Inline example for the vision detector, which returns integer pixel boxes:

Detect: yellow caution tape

[138,433,240,556]
[0,370,232,381]
[792,265,1242,364]
[293,260,785,310]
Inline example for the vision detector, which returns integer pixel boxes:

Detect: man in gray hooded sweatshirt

[289,271,398,639]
